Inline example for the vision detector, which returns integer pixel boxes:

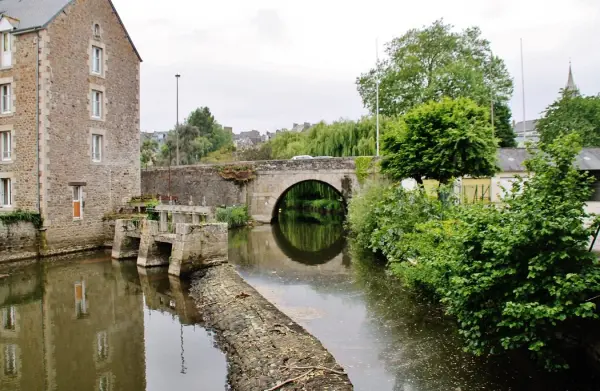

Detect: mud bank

[189,264,353,391]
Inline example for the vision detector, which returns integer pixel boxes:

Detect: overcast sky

[113,0,600,134]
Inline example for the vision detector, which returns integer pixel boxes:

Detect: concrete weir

[190,264,353,391]
[112,217,228,276]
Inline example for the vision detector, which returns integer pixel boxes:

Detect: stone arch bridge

[141,158,363,223]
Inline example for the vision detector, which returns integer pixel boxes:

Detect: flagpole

[376,38,380,157]
[520,38,527,143]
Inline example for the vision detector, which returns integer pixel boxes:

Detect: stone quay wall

[0,222,39,263]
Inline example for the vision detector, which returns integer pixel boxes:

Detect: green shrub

[349,134,600,370]
[216,205,249,228]
[438,134,600,369]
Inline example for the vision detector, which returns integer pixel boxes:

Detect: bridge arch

[270,179,347,223]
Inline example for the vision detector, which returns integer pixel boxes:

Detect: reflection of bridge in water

[230,224,351,282]
[272,219,346,265]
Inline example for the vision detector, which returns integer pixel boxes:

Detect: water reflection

[229,220,600,391]
[0,252,226,391]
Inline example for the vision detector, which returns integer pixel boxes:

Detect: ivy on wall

[355,156,374,184]
[0,210,43,229]
[218,165,256,184]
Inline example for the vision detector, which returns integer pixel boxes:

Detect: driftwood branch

[282,365,346,376]
[263,369,314,391]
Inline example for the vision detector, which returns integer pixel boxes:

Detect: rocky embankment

[190,264,353,391]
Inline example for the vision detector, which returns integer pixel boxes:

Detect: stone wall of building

[0,221,38,263]
[40,0,140,254]
[0,28,40,212]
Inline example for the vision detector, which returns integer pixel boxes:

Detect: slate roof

[0,0,72,31]
[497,148,600,172]
[0,0,141,61]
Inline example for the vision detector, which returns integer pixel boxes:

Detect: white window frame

[92,46,102,75]
[2,306,15,330]
[3,344,17,376]
[91,90,102,119]
[72,186,83,220]
[0,130,10,161]
[1,84,10,114]
[96,331,109,361]
[0,178,11,208]
[92,134,102,162]
[1,32,11,68]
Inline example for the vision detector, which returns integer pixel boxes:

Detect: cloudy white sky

[112,0,600,134]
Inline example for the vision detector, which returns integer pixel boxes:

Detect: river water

[1,221,599,391]
[0,253,227,391]
[229,220,600,391]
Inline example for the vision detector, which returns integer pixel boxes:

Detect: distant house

[233,130,263,150]
[141,131,169,147]
[513,120,540,146]
[291,122,312,132]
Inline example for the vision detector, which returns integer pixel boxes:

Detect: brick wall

[41,0,140,253]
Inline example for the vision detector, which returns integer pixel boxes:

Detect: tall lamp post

[175,74,181,166]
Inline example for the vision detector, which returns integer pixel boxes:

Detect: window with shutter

[73,186,82,219]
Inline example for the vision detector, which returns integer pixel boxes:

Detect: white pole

[520,39,527,143]
[376,38,380,157]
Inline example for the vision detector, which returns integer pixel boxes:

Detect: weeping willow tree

[269,116,389,159]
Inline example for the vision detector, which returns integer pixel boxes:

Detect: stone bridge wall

[142,158,361,222]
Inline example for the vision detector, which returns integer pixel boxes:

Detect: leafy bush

[216,205,249,228]
[439,134,600,369]
[346,179,389,250]
[349,133,600,370]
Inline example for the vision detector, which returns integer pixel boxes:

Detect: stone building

[0,0,141,255]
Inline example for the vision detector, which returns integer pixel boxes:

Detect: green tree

[186,107,233,151]
[140,139,159,168]
[381,98,498,185]
[493,102,517,147]
[160,124,212,165]
[537,89,600,147]
[356,19,513,117]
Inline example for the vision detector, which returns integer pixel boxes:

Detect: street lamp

[175,74,181,166]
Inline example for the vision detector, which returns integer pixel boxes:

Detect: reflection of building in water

[0,258,146,391]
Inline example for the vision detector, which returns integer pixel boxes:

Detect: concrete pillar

[137,220,170,267]
[159,211,168,232]
[168,223,228,277]
[192,213,200,224]
[111,219,141,259]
